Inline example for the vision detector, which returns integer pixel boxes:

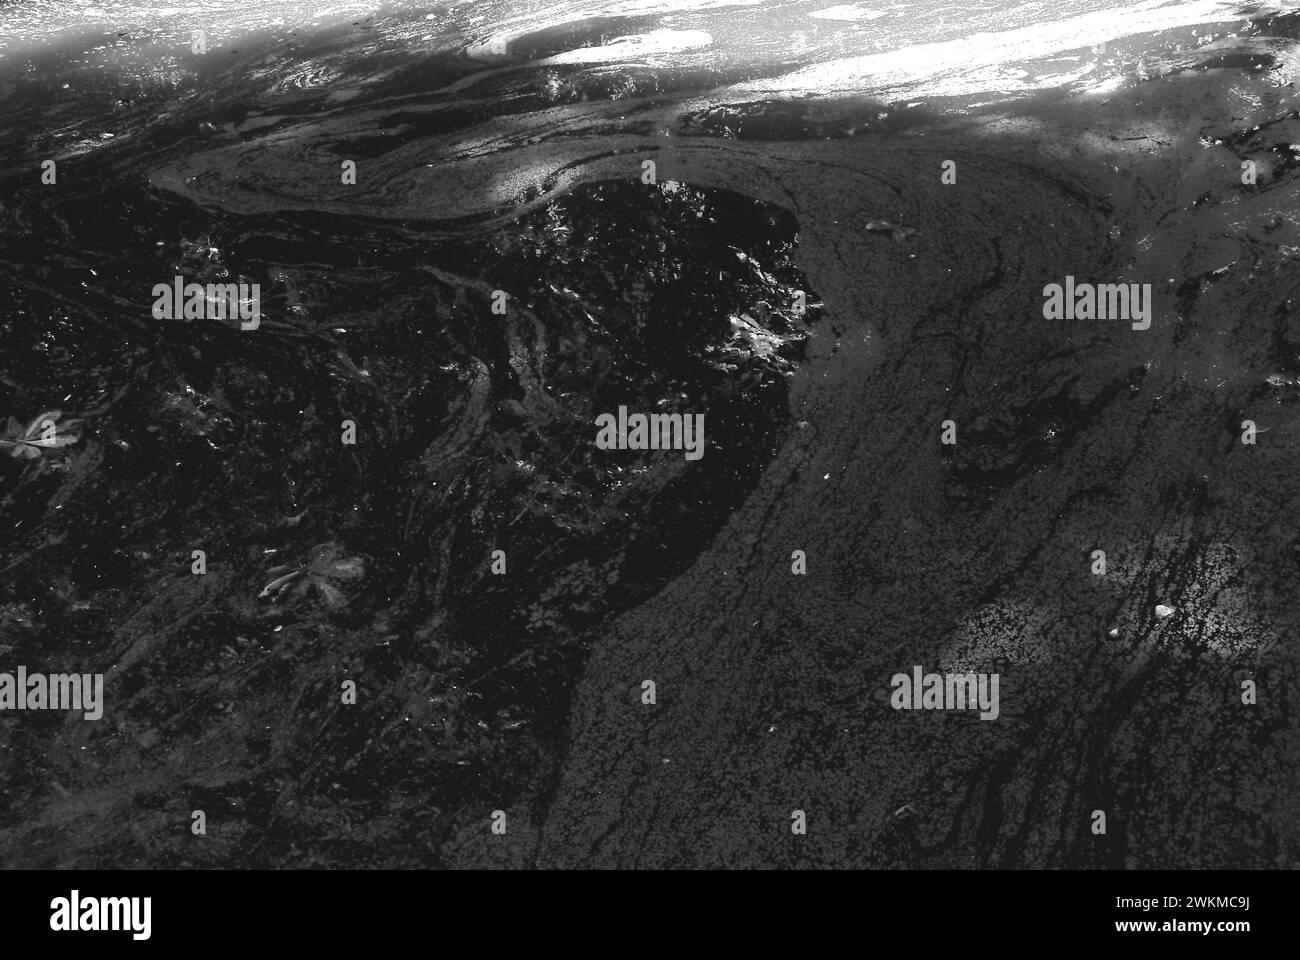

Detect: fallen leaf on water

[864,220,919,243]
[258,541,366,608]
[0,410,82,460]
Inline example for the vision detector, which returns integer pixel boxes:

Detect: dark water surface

[1,0,1299,868]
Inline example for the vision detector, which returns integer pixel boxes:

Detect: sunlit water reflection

[1,0,1298,868]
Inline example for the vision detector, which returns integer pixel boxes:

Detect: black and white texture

[0,0,1298,869]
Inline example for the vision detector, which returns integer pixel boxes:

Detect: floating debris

[865,219,920,243]
[258,541,366,608]
[1155,604,1175,619]
[0,410,82,460]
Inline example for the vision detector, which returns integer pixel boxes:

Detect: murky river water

[1,0,1298,868]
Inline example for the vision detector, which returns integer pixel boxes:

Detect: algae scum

[1,1,1299,867]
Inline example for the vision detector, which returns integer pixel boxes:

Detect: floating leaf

[307,541,344,569]
[258,570,303,600]
[324,556,366,580]
[1,441,42,461]
[864,220,919,243]
[32,420,81,448]
[1,409,83,459]
[315,581,345,608]
[260,542,365,608]
[24,410,61,435]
